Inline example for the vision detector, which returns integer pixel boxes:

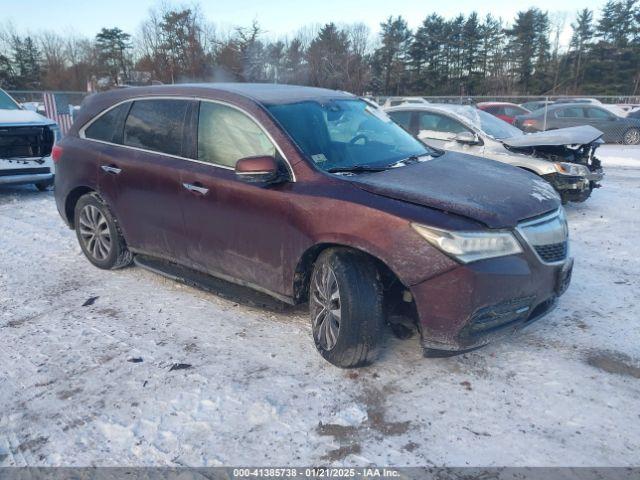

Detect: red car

[477,102,531,125]
[54,84,571,368]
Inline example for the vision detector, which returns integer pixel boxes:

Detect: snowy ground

[1,147,639,467]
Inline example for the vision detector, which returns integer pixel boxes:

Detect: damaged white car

[385,104,604,203]
[0,88,58,191]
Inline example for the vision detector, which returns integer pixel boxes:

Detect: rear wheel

[74,193,132,270]
[623,128,640,145]
[309,248,384,368]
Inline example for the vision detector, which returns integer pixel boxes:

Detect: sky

[4,0,608,47]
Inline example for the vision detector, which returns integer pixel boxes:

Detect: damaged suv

[0,89,58,190]
[386,104,603,203]
[55,84,572,368]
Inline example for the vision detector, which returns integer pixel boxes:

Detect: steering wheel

[349,134,369,145]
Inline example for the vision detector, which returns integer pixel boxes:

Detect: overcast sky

[6,0,607,47]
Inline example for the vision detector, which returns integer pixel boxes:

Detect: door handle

[182,182,209,195]
[101,165,122,175]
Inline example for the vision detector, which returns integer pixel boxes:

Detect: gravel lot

[1,146,639,466]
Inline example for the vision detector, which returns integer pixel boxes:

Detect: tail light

[52,145,63,164]
[522,119,539,129]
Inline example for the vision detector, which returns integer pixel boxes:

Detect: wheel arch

[64,185,96,228]
[292,242,406,304]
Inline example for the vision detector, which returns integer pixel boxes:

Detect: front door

[415,111,475,152]
[179,100,295,297]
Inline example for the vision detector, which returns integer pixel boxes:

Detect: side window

[197,102,275,168]
[84,103,130,143]
[483,106,500,114]
[556,107,584,118]
[388,111,413,132]
[418,112,467,134]
[586,107,613,119]
[505,106,524,117]
[123,99,189,156]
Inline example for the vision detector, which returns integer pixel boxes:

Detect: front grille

[534,241,567,263]
[0,167,50,177]
[517,209,569,264]
[0,125,54,159]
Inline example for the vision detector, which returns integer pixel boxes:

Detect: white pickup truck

[0,88,58,190]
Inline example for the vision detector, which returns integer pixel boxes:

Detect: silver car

[385,104,604,203]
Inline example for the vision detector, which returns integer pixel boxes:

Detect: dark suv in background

[54,84,573,368]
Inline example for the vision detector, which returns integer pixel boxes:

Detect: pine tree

[570,9,594,91]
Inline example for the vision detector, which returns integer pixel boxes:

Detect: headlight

[50,125,61,143]
[554,162,589,176]
[411,223,522,264]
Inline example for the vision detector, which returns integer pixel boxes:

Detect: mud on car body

[385,103,604,204]
[55,84,573,368]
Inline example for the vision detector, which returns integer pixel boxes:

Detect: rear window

[84,103,130,143]
[123,99,189,156]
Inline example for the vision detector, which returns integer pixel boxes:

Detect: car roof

[476,101,522,107]
[110,83,357,106]
[384,103,480,125]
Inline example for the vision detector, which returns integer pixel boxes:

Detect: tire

[74,192,133,270]
[309,248,384,368]
[35,178,54,191]
[622,128,640,145]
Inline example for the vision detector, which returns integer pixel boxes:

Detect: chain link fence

[374,95,640,145]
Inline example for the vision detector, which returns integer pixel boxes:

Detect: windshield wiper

[387,153,437,168]
[326,165,389,173]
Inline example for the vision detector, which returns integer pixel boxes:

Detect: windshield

[267,99,432,172]
[0,90,20,110]
[455,107,523,140]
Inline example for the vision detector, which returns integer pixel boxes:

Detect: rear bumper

[410,253,573,353]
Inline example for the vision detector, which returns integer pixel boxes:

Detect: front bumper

[410,252,573,354]
[0,158,54,186]
[543,170,603,202]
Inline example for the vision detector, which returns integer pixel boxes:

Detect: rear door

[95,98,194,261]
[552,106,587,129]
[179,100,295,296]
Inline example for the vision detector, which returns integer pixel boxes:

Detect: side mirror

[235,155,280,184]
[454,131,480,145]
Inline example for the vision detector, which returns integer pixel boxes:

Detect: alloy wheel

[78,204,112,261]
[624,128,640,145]
[310,262,341,351]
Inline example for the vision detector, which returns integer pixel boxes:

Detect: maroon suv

[54,84,573,368]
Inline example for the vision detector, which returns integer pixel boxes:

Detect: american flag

[43,92,74,136]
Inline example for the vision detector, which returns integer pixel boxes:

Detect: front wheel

[623,128,640,145]
[309,248,384,368]
[74,193,133,270]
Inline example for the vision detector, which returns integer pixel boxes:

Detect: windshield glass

[0,90,20,110]
[455,107,523,140]
[267,99,432,171]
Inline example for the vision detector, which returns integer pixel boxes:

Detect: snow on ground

[1,148,639,467]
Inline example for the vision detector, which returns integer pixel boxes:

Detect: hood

[349,152,560,229]
[502,125,603,148]
[0,108,55,126]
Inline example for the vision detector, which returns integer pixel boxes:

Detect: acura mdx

[54,84,573,368]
